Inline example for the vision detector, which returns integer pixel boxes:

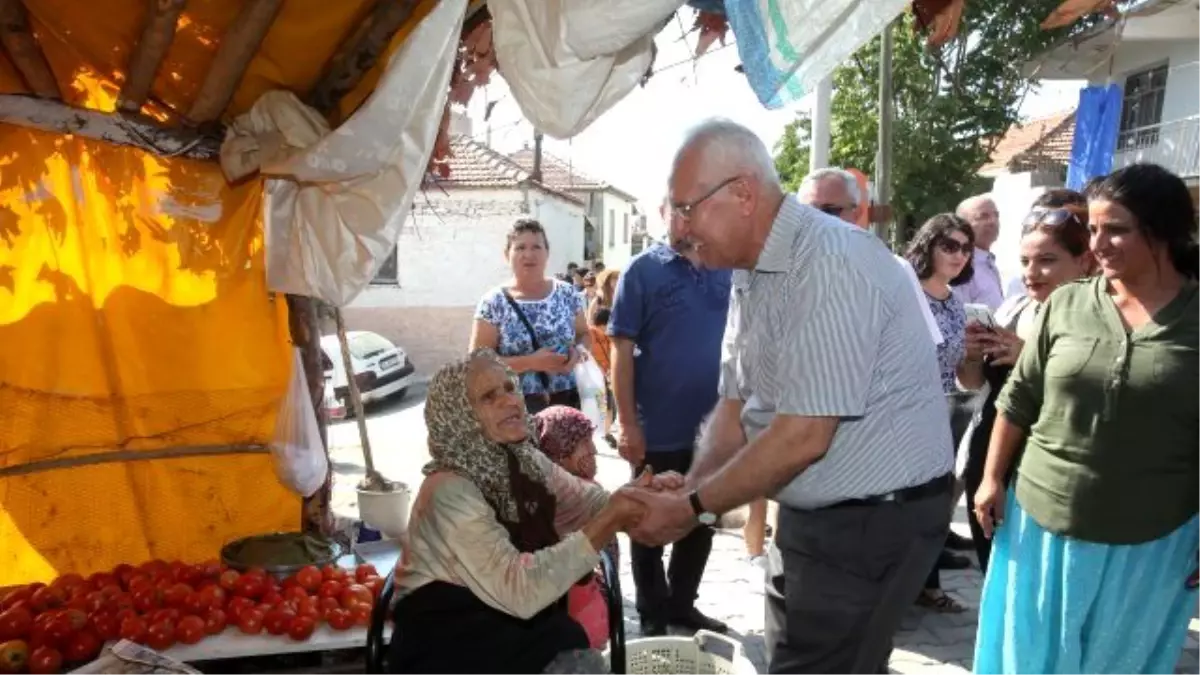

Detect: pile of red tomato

[0,559,383,674]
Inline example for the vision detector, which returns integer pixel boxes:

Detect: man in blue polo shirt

[608,201,731,636]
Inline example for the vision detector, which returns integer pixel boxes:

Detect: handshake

[603,468,700,547]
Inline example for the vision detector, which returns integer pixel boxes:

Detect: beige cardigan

[394,452,609,620]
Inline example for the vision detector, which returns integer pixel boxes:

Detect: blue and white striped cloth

[723,0,910,109]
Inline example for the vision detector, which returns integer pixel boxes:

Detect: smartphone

[964,303,997,330]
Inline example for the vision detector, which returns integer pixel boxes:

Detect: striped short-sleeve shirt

[720,197,953,509]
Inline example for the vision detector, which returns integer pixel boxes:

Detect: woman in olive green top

[973,163,1199,674]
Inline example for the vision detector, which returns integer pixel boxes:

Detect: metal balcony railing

[1113,115,1200,178]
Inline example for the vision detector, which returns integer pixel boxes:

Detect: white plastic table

[161,623,391,662]
[160,541,402,663]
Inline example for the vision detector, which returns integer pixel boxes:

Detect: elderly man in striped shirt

[625,119,954,673]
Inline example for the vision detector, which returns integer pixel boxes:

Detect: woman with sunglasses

[957,189,1095,574]
[904,213,986,613]
[973,164,1199,673]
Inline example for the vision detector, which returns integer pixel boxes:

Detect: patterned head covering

[422,348,547,523]
[533,405,596,463]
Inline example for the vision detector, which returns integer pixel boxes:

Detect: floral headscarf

[422,349,547,523]
[534,406,595,463]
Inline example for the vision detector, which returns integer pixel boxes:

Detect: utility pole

[810,75,833,172]
[874,20,894,244]
[531,130,544,183]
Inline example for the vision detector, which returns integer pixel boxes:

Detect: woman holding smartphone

[973,164,1199,673]
[904,213,985,612]
[957,189,1094,573]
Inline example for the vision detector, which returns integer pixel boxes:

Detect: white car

[319,331,416,412]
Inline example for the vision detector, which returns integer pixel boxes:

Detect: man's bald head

[955,194,995,218]
[671,118,781,188]
[666,118,784,270]
[956,193,1000,250]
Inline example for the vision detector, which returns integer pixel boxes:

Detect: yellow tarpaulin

[0,120,298,584]
[0,0,455,584]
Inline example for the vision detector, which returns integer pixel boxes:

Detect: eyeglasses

[936,238,972,255]
[1022,207,1083,234]
[814,203,850,216]
[671,176,741,221]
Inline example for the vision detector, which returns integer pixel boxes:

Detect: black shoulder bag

[500,289,553,395]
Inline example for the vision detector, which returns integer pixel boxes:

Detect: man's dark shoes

[639,616,667,637]
[938,550,972,570]
[669,608,728,634]
[945,531,974,551]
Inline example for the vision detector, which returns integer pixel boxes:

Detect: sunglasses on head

[936,238,972,255]
[1022,207,1083,234]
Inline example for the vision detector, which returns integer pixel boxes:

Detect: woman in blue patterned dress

[469,219,592,414]
[906,213,984,612]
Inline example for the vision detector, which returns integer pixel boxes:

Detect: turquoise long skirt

[974,491,1198,674]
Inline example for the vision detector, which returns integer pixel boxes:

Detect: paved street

[329,387,1200,674]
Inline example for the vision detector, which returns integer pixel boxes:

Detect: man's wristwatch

[688,490,718,527]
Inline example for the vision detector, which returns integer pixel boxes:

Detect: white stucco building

[1030,0,1198,185]
[507,147,643,271]
[981,110,1078,288]
[343,129,587,374]
[986,0,1198,286]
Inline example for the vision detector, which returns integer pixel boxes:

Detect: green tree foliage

[774,1,1078,245]
[775,115,811,194]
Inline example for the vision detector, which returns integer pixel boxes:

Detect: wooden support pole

[305,0,420,115]
[119,0,189,113]
[0,0,61,99]
[875,20,895,245]
[186,0,283,124]
[334,308,380,484]
[287,294,334,537]
[0,93,221,159]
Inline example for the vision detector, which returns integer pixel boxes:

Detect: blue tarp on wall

[1066,84,1123,190]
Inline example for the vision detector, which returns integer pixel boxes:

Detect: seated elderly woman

[389,349,650,674]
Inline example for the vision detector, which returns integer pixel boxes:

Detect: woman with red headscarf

[535,405,614,650]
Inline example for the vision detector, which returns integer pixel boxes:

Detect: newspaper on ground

[70,640,200,674]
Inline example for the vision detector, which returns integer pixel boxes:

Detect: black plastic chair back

[366,568,397,673]
[599,548,626,674]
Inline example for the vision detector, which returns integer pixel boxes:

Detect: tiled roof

[433,135,583,205]
[980,110,1076,176]
[509,147,638,202]
[442,135,530,188]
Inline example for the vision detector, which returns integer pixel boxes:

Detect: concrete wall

[345,187,585,374]
[990,171,1063,288]
[598,191,639,271]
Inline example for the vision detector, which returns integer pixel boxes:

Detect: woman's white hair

[673,118,780,184]
[799,168,861,208]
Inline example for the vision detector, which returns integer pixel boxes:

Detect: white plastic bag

[574,354,607,430]
[271,348,330,497]
[574,354,606,398]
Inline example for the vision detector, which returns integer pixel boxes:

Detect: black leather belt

[826,473,953,509]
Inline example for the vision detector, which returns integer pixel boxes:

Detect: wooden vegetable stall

[0,0,489,668]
